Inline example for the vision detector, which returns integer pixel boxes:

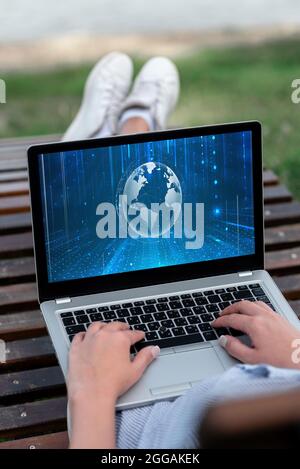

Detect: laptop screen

[38,130,255,283]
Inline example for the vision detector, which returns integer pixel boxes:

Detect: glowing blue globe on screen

[118,161,182,237]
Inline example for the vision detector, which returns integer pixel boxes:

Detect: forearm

[69,394,116,449]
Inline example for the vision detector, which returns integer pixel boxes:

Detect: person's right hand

[212,300,300,369]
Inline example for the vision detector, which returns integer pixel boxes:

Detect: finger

[124,329,146,345]
[71,331,85,346]
[212,313,252,334]
[132,346,160,379]
[218,335,256,363]
[86,321,106,335]
[220,300,266,317]
[102,321,130,332]
[255,300,275,313]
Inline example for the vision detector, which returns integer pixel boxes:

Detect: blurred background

[0,0,300,196]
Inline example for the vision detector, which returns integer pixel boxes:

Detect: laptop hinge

[238,271,253,277]
[55,297,71,304]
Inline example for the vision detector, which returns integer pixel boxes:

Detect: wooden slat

[2,336,56,371]
[266,247,300,275]
[0,431,68,449]
[262,169,279,186]
[0,310,45,340]
[265,224,300,251]
[0,257,35,284]
[0,181,29,197]
[0,366,65,403]
[0,159,27,171]
[264,202,300,227]
[0,232,33,258]
[263,185,292,204]
[0,282,38,313]
[0,171,27,183]
[0,195,30,215]
[0,396,67,439]
[273,274,300,300]
[0,212,31,234]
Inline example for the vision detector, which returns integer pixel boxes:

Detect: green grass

[1,37,300,197]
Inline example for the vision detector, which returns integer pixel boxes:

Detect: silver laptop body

[27,121,300,410]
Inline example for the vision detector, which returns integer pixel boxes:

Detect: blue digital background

[39,131,255,283]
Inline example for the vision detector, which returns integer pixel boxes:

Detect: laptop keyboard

[60,283,276,352]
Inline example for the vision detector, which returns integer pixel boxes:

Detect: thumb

[132,345,160,379]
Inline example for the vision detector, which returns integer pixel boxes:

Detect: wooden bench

[1,135,300,449]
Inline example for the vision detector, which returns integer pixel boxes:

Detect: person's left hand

[67,321,160,403]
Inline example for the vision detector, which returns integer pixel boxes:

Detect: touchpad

[149,348,224,393]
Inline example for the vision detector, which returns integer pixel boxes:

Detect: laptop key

[238,285,249,290]
[129,307,143,315]
[74,310,85,316]
[185,325,199,334]
[249,283,260,289]
[252,288,265,297]
[143,305,156,314]
[219,302,230,310]
[156,303,169,311]
[122,303,133,308]
[127,316,141,325]
[146,299,156,304]
[117,308,130,318]
[62,317,75,326]
[203,290,214,296]
[167,310,180,319]
[257,295,271,303]
[172,327,186,336]
[201,313,213,322]
[86,308,97,314]
[98,306,109,312]
[169,301,182,309]
[61,312,73,318]
[154,312,167,321]
[195,297,208,306]
[188,316,201,324]
[146,331,159,341]
[161,319,175,328]
[207,295,221,304]
[66,324,85,334]
[134,300,145,306]
[134,323,148,332]
[199,323,212,332]
[68,335,75,342]
[77,315,90,324]
[158,329,172,339]
[148,322,160,331]
[220,293,234,301]
[233,290,253,300]
[229,328,244,337]
[180,307,193,317]
[90,313,103,322]
[214,327,229,337]
[226,287,237,292]
[215,288,225,294]
[140,314,154,323]
[182,299,195,307]
[174,317,188,327]
[181,294,191,299]
[192,291,203,297]
[110,304,121,310]
[193,306,206,314]
[135,332,204,351]
[158,297,168,303]
[103,311,117,320]
[203,331,218,341]
[169,295,180,300]
[206,304,219,313]
[213,312,220,319]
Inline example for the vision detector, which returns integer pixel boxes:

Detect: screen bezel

[27,121,264,303]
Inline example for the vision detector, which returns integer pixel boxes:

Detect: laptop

[27,121,300,410]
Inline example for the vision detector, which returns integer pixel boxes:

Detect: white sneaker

[118,57,180,131]
[62,52,133,141]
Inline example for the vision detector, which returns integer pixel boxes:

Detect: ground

[1,36,300,198]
